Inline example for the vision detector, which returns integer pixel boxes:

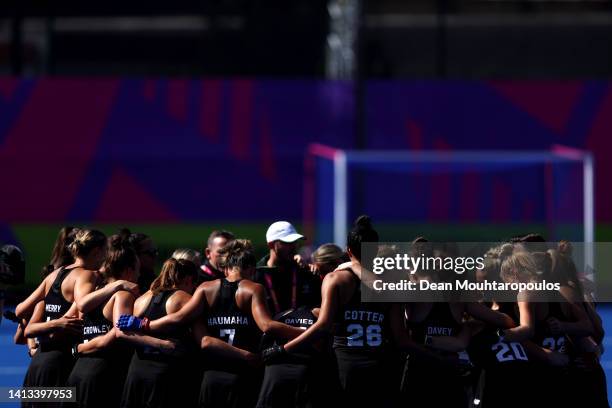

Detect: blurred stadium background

[1,0,612,404]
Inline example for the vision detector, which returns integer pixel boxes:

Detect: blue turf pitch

[2,306,612,406]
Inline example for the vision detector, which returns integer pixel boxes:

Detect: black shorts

[400,354,469,408]
[65,355,123,408]
[121,352,196,408]
[22,349,74,408]
[199,368,261,408]
[334,348,396,408]
[256,363,310,408]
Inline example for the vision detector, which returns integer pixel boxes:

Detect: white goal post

[304,143,594,252]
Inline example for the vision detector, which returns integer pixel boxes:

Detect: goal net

[303,143,594,249]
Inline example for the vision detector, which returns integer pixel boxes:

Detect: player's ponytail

[347,215,379,261]
[43,226,80,277]
[150,258,197,295]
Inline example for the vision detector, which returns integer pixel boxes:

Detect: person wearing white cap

[265,221,304,244]
[255,221,321,314]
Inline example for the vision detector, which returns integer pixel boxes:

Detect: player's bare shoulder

[166,289,192,313]
[113,287,136,302]
[237,279,265,296]
[42,268,60,292]
[133,290,153,316]
[71,266,98,285]
[326,262,357,285]
[197,279,221,293]
[194,279,222,306]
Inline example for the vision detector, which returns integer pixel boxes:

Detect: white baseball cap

[266,221,304,244]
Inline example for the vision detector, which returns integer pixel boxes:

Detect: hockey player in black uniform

[273,216,399,408]
[256,305,321,408]
[497,248,594,407]
[65,235,142,407]
[22,229,107,407]
[120,257,199,408]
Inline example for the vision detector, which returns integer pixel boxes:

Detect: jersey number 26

[347,324,382,347]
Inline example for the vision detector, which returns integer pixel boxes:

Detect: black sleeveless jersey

[143,290,177,321]
[468,327,530,370]
[467,327,533,408]
[43,266,74,322]
[534,301,570,355]
[146,288,195,349]
[276,306,316,330]
[261,306,317,349]
[82,302,112,343]
[261,306,318,366]
[333,275,389,351]
[40,266,76,349]
[409,302,460,344]
[138,289,191,359]
[472,302,530,367]
[206,279,261,352]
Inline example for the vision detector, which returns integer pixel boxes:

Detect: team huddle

[10,217,610,407]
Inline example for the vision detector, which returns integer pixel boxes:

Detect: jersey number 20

[347,324,382,347]
[492,341,528,362]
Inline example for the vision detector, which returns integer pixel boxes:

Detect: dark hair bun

[118,228,132,241]
[354,215,373,231]
[347,215,379,261]
[109,234,130,250]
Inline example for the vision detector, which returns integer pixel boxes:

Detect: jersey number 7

[220,328,236,345]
